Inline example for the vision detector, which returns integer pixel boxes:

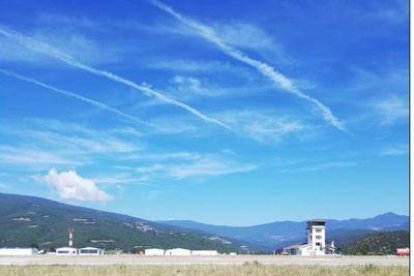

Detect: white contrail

[0,25,230,130]
[151,0,346,132]
[0,68,160,129]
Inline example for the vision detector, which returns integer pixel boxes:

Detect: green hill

[0,193,243,253]
[338,231,409,255]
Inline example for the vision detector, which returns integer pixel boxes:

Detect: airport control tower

[307,220,326,255]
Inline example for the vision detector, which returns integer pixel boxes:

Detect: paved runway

[0,255,408,266]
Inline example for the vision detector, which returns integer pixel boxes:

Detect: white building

[283,219,327,256]
[78,247,104,255]
[191,250,218,256]
[165,248,191,256]
[0,248,38,256]
[145,248,165,256]
[56,247,77,255]
[283,243,313,256]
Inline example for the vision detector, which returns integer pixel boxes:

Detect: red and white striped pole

[68,228,74,247]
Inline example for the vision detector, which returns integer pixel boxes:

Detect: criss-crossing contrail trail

[0,25,230,130]
[150,0,346,132]
[0,68,160,129]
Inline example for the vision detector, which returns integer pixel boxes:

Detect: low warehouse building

[283,243,313,256]
[0,248,38,256]
[191,250,219,256]
[78,247,104,255]
[165,248,191,256]
[145,248,165,256]
[56,247,77,255]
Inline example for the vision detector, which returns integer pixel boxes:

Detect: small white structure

[326,241,336,255]
[56,247,77,255]
[0,248,38,256]
[229,252,237,256]
[191,250,218,256]
[283,243,313,256]
[165,248,191,256]
[283,219,327,256]
[145,248,165,256]
[78,247,104,255]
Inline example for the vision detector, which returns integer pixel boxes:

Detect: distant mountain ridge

[160,212,409,250]
[0,193,243,252]
[0,192,408,252]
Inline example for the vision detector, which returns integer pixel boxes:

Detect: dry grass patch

[0,264,408,276]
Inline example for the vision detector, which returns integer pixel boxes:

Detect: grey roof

[283,243,310,250]
[307,219,326,223]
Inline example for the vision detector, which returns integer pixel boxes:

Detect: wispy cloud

[170,159,255,179]
[352,0,408,25]
[0,145,79,167]
[120,151,201,162]
[210,22,278,51]
[134,74,272,109]
[0,119,146,174]
[0,25,230,130]
[91,174,148,185]
[35,13,100,29]
[172,75,203,94]
[343,67,408,127]
[145,58,248,75]
[0,27,123,65]
[0,119,257,183]
[0,69,159,129]
[1,119,143,155]
[138,116,200,134]
[217,110,306,143]
[169,75,226,98]
[379,143,408,156]
[373,95,408,125]
[42,169,111,202]
[151,0,345,131]
[28,131,137,154]
[135,157,256,180]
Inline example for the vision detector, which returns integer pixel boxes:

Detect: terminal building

[283,219,335,256]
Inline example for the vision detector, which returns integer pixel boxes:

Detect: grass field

[0,264,408,276]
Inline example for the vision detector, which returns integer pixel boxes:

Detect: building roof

[0,248,37,250]
[56,247,77,250]
[308,219,326,222]
[283,243,311,250]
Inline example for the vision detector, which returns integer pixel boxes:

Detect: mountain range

[160,213,409,250]
[0,192,408,252]
[0,193,242,252]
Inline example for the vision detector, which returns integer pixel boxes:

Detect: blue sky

[0,0,408,225]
